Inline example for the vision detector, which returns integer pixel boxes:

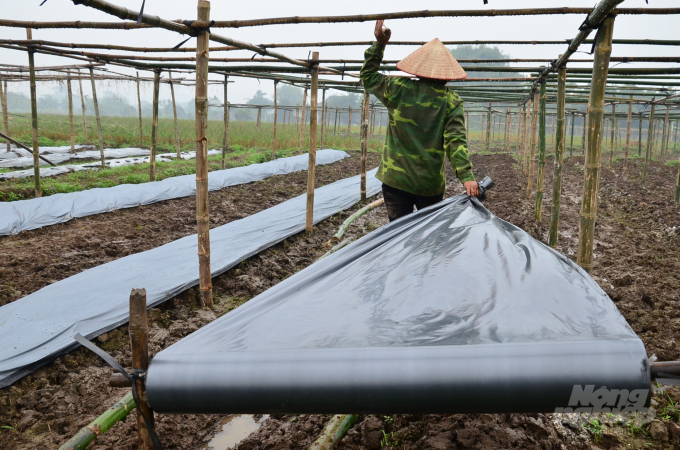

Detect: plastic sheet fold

[147,194,649,414]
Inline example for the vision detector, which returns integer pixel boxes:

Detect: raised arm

[444,93,479,196]
[360,20,392,106]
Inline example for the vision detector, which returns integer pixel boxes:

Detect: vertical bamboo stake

[360,89,369,202]
[378,111,382,136]
[548,66,567,247]
[149,69,160,181]
[661,106,670,163]
[67,70,75,153]
[581,112,587,155]
[503,109,509,152]
[642,104,655,186]
[526,90,540,198]
[608,105,616,168]
[77,69,89,144]
[347,106,352,136]
[519,104,527,161]
[577,15,615,273]
[168,72,181,158]
[256,106,262,129]
[534,80,547,220]
[485,103,492,152]
[129,288,154,450]
[222,74,229,169]
[0,76,9,152]
[88,66,105,168]
[569,112,575,156]
[305,52,319,234]
[522,100,530,172]
[295,104,299,131]
[195,0,213,309]
[272,80,278,158]
[638,112,643,157]
[136,71,143,148]
[299,89,307,155]
[319,88,326,149]
[333,107,338,135]
[623,97,632,178]
[26,28,41,197]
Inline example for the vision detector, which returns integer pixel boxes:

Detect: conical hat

[396,38,467,80]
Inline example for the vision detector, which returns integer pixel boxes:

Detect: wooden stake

[0,77,9,153]
[67,70,75,153]
[534,80,547,220]
[526,90,539,199]
[642,104,655,186]
[26,28,42,197]
[169,71,181,158]
[360,89,369,201]
[577,15,615,272]
[319,88,326,148]
[548,65,567,247]
[222,74,229,169]
[660,106,670,163]
[521,100,530,172]
[609,106,616,168]
[149,68,160,181]
[485,103,491,152]
[638,112,643,157]
[378,111,382,136]
[569,112,575,156]
[503,109,510,152]
[519,104,527,159]
[136,71,143,148]
[128,288,154,450]
[256,106,262,129]
[77,69,88,144]
[623,96,632,178]
[295,103,299,131]
[347,105,352,136]
[299,88,307,155]
[582,112,587,154]
[88,66,105,168]
[195,0,213,308]
[305,52,319,233]
[272,80,278,158]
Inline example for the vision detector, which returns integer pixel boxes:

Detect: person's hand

[374,20,391,46]
[464,180,480,197]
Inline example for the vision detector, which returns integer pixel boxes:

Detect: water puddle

[204,414,269,450]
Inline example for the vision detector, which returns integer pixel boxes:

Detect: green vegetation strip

[309,414,358,450]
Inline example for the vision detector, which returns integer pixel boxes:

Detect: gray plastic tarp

[0,167,381,388]
[146,194,649,415]
[0,150,348,235]
[0,147,150,168]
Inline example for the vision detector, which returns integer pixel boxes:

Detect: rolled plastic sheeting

[147,194,649,414]
[0,148,151,168]
[0,166,380,388]
[0,150,349,235]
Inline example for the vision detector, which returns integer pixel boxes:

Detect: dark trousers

[382,184,444,222]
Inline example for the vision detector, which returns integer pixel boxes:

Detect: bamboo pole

[526,90,540,198]
[58,393,135,450]
[169,72,181,158]
[308,415,358,450]
[569,112,575,156]
[26,28,42,197]
[67,70,75,153]
[347,105,352,136]
[638,113,643,157]
[306,52,319,233]
[548,66,567,247]
[582,112,587,154]
[642,104,655,186]
[273,80,278,158]
[333,107,338,135]
[195,0,213,309]
[0,76,8,152]
[534,80,547,220]
[0,131,56,166]
[88,66,105,168]
[503,109,510,152]
[485,103,492,152]
[129,288,154,450]
[299,88,307,155]
[222,74,229,169]
[360,89,369,201]
[577,15,615,273]
[661,106,670,163]
[623,97,632,178]
[378,111,382,136]
[519,104,527,160]
[77,69,89,144]
[522,100,530,172]
[136,71,143,148]
[149,69,160,181]
[320,88,326,148]
[295,104,299,131]
[608,105,616,168]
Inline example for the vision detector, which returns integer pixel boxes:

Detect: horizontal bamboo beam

[207,8,680,28]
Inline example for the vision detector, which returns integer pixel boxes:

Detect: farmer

[361,20,479,222]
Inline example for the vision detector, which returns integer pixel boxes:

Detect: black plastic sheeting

[147,194,649,415]
[0,150,348,235]
[0,166,380,388]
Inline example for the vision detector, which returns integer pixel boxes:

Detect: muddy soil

[1,148,680,450]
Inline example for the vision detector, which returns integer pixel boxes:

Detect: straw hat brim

[396,38,468,81]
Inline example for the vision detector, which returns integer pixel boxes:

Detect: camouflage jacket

[361,42,474,197]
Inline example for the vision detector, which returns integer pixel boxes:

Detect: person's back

[361,21,479,221]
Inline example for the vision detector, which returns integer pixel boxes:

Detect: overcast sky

[2,0,679,105]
